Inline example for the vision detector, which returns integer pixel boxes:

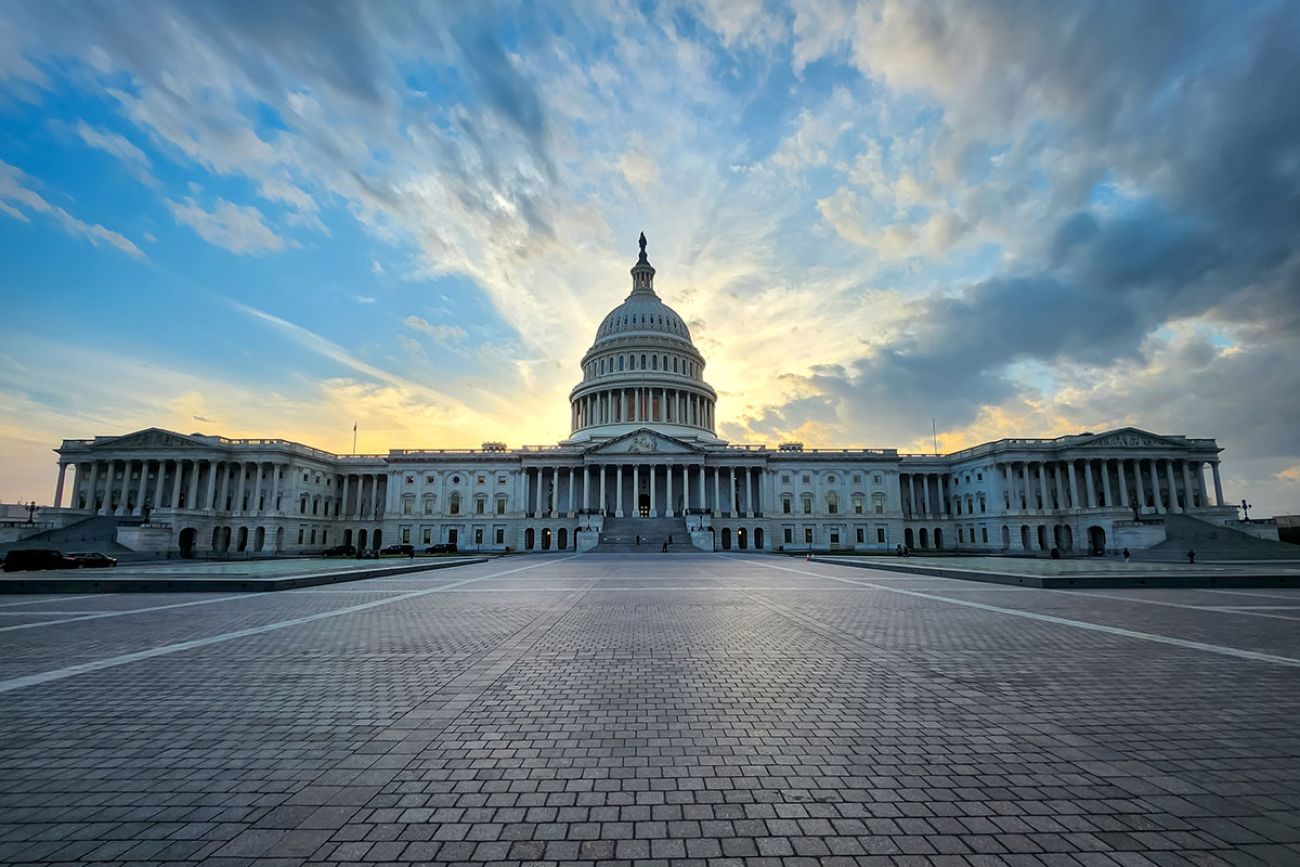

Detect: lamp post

[24,501,37,524]
[1240,498,1253,521]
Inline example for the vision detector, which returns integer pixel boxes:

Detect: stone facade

[49,240,1238,557]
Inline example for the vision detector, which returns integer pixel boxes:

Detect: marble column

[1084,460,1097,509]
[1149,459,1165,514]
[206,461,220,510]
[568,466,576,516]
[633,465,641,516]
[712,467,720,515]
[1053,463,1066,511]
[1037,463,1049,515]
[152,461,165,510]
[1180,461,1193,511]
[616,465,624,517]
[170,461,183,508]
[1101,460,1113,508]
[1165,460,1180,513]
[252,463,264,514]
[728,467,736,516]
[744,467,753,517]
[583,465,591,511]
[1117,459,1129,509]
[649,464,657,517]
[666,462,674,517]
[53,462,68,509]
[1022,463,1034,513]
[130,460,146,515]
[682,465,690,513]
[1133,459,1146,514]
[697,463,705,509]
[86,460,100,512]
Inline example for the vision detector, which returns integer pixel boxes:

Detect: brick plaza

[2,553,1299,866]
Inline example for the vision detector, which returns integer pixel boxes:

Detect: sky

[1,0,1298,517]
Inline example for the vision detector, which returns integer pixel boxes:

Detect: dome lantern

[630,230,656,294]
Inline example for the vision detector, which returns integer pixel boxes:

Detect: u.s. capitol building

[49,237,1238,557]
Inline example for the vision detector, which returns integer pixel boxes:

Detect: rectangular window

[782,474,791,484]
[322,530,327,545]
[802,499,811,514]
[958,528,965,542]
[297,528,304,544]
[784,528,793,544]
[873,474,882,484]
[853,474,862,483]
[476,499,485,515]
[830,530,840,545]
[402,528,410,543]
[496,498,506,515]
[876,528,886,544]
[874,501,884,514]
[981,527,989,543]
[804,527,813,544]
[856,527,864,543]
[854,500,863,514]
[423,528,432,544]
[495,528,504,545]
[783,499,791,514]
[475,528,484,545]
[309,528,316,544]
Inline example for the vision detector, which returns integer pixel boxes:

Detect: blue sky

[1,0,1298,516]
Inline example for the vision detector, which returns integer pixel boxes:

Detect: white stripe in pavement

[0,593,104,608]
[759,560,1300,668]
[0,556,575,695]
[0,593,264,632]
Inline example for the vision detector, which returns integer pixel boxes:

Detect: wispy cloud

[166,196,289,255]
[0,160,145,259]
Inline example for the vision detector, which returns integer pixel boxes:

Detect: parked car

[67,552,118,569]
[322,544,356,558]
[2,549,82,572]
[379,543,415,556]
[424,543,458,554]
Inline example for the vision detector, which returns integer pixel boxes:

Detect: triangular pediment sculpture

[583,428,701,455]
[95,427,213,450]
[1078,427,1184,450]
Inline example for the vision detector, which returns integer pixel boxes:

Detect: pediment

[95,428,212,451]
[1078,428,1183,450]
[584,428,701,455]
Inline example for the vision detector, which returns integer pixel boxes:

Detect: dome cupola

[566,234,719,443]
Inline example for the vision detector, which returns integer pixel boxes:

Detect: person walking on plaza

[1187,548,1196,564]
[1122,547,1131,563]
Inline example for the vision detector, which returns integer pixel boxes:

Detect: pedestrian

[635,534,640,546]
[1122,547,1131,563]
[1187,548,1196,564]
[661,540,668,552]
[895,544,903,557]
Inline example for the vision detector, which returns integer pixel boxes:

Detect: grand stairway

[591,515,697,553]
[1133,513,1299,561]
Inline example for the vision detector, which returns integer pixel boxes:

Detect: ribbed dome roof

[596,294,693,342]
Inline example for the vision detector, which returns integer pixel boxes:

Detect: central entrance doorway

[639,493,650,517]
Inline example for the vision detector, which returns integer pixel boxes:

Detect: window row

[584,352,700,380]
[780,492,887,515]
[401,492,509,516]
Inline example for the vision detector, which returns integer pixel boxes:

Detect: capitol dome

[567,235,719,442]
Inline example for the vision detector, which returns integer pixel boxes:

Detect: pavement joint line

[759,559,1300,668]
[0,555,578,695]
[0,591,265,633]
[1202,588,1300,601]
[1031,587,1300,622]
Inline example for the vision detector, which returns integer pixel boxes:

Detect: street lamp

[1240,498,1253,521]
[24,500,38,524]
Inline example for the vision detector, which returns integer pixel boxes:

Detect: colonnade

[571,386,714,432]
[995,456,1224,515]
[899,472,950,518]
[60,457,389,520]
[522,463,763,518]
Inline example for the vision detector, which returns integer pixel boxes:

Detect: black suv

[2,549,82,572]
[424,543,458,554]
[322,544,356,557]
[379,543,415,556]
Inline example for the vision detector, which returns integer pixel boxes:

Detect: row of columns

[58,458,390,520]
[338,472,386,520]
[900,472,949,518]
[997,457,1224,515]
[524,464,762,518]
[572,387,714,431]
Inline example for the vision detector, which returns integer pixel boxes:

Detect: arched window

[673,357,678,372]
[801,494,813,514]
[423,495,435,515]
[475,496,486,515]
[496,496,507,515]
[402,495,414,516]
[449,492,461,515]
[641,354,647,368]
[652,355,658,370]
[853,494,864,514]
[827,492,839,514]
[630,355,636,370]
[873,492,886,514]
[600,359,605,373]
[782,495,792,514]
[662,355,668,370]
[619,355,625,371]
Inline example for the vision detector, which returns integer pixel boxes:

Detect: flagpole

[352,422,358,455]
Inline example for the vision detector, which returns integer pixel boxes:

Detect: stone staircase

[1134,513,1299,561]
[592,516,695,553]
[0,515,131,554]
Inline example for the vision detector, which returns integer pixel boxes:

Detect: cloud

[74,121,156,186]
[403,315,467,345]
[166,196,289,255]
[0,160,145,259]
